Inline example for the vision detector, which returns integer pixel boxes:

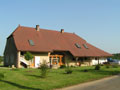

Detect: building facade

[4,25,112,68]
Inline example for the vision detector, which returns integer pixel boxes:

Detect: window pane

[83,44,88,49]
[28,40,35,46]
[75,43,81,48]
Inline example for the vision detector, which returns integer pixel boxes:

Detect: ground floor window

[49,55,63,66]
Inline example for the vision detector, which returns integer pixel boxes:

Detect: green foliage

[95,65,100,70]
[24,52,33,61]
[112,64,119,68]
[0,73,5,80]
[105,64,110,69]
[70,65,76,68]
[83,69,88,72]
[112,53,120,60]
[65,67,73,74]
[60,65,66,69]
[39,60,48,78]
[0,56,3,64]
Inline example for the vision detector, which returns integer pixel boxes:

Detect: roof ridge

[19,25,35,29]
[18,25,75,34]
[41,28,73,34]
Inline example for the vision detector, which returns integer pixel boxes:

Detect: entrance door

[35,56,41,68]
[52,58,59,65]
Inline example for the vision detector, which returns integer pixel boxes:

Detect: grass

[0,66,120,90]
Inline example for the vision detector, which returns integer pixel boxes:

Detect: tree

[0,56,3,64]
[112,53,120,60]
[24,52,33,68]
[39,60,48,78]
[24,52,33,61]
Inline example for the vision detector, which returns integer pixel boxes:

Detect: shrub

[83,69,88,72]
[70,65,76,68]
[39,60,48,78]
[24,52,33,61]
[105,64,110,69]
[0,56,3,64]
[0,73,5,80]
[112,64,119,68]
[106,65,110,68]
[60,65,66,69]
[24,52,34,68]
[65,67,73,74]
[95,65,100,70]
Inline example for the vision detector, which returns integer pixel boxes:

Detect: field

[0,66,120,90]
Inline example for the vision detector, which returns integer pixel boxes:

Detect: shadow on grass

[25,74,50,79]
[0,65,4,67]
[0,80,42,90]
[26,74,42,78]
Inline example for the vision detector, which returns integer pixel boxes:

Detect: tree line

[112,53,120,60]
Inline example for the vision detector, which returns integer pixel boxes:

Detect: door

[35,56,41,68]
[52,58,59,65]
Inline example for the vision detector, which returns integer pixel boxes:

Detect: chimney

[61,29,64,33]
[36,25,40,31]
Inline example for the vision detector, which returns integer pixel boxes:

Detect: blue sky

[0,0,120,55]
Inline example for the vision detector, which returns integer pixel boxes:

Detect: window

[28,40,35,46]
[83,44,88,49]
[75,43,81,48]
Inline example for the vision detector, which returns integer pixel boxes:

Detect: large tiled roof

[11,26,112,57]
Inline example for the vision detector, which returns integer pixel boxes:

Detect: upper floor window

[75,43,81,48]
[83,44,88,49]
[28,40,35,46]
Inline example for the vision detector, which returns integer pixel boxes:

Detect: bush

[60,65,66,69]
[95,65,100,70]
[83,69,88,72]
[65,67,73,74]
[112,64,119,68]
[0,73,5,80]
[106,65,110,68]
[39,60,48,78]
[105,64,110,69]
[70,65,76,68]
[24,52,33,61]
[0,56,3,64]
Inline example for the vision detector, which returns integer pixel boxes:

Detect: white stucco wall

[34,53,49,68]
[91,58,107,65]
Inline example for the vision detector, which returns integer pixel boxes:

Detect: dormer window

[83,44,88,49]
[28,40,34,46]
[75,43,81,48]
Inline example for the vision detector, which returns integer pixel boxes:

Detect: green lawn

[0,66,120,90]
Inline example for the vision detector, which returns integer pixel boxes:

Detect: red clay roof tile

[12,26,112,57]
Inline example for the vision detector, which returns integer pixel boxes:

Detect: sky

[0,0,120,56]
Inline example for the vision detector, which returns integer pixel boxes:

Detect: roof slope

[11,26,112,57]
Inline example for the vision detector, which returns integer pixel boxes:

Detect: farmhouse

[4,25,112,68]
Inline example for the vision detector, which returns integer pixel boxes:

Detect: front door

[52,58,59,65]
[35,56,41,68]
